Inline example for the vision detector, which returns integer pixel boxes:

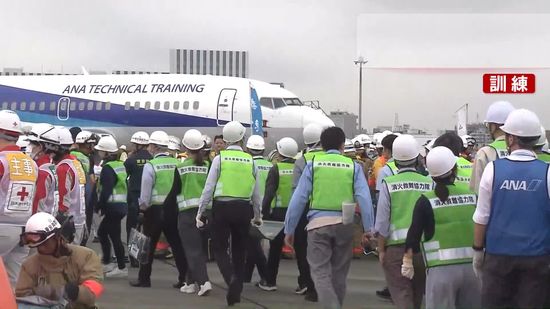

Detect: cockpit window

[284,98,302,106]
[260,98,273,109]
[273,98,285,109]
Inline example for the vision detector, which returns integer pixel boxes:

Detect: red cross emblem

[17,187,29,201]
[13,122,18,127]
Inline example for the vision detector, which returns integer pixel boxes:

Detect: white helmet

[393,135,420,161]
[149,130,170,147]
[26,123,51,142]
[246,135,265,151]
[75,131,91,144]
[131,131,150,145]
[354,134,372,146]
[303,123,323,145]
[344,139,355,153]
[183,129,204,150]
[426,146,457,178]
[500,109,541,137]
[0,110,22,136]
[223,121,246,143]
[536,126,547,147]
[168,135,182,151]
[277,137,299,158]
[57,128,74,146]
[94,135,118,153]
[202,134,212,151]
[23,212,61,248]
[484,101,515,124]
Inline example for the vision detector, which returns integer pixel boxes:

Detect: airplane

[0,73,334,149]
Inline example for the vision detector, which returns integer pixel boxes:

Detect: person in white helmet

[94,136,129,278]
[54,127,87,246]
[374,135,431,309]
[124,131,152,267]
[131,130,188,288]
[16,212,104,308]
[469,101,515,193]
[433,132,473,185]
[403,146,480,309]
[195,121,262,306]
[165,129,213,296]
[460,135,477,162]
[168,135,183,158]
[473,109,550,309]
[258,137,299,292]
[534,126,550,163]
[287,123,323,301]
[0,110,38,287]
[26,123,60,216]
[244,134,269,285]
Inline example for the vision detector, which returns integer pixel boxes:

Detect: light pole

[354,56,368,132]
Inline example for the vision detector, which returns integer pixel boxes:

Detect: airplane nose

[302,109,334,128]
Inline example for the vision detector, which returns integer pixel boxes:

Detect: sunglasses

[20,232,54,248]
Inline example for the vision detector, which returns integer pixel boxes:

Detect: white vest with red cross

[58,158,87,225]
[0,150,38,226]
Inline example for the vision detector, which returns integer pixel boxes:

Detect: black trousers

[244,236,268,282]
[482,253,550,309]
[138,205,188,284]
[98,208,127,269]
[295,210,315,292]
[178,208,209,285]
[126,192,140,241]
[211,200,253,299]
[265,228,285,285]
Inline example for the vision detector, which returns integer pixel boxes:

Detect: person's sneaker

[295,284,308,295]
[105,267,128,278]
[376,287,391,300]
[256,280,277,291]
[197,281,212,296]
[172,281,185,289]
[102,263,117,273]
[180,283,197,294]
[130,280,151,288]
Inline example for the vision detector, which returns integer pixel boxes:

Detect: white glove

[252,217,263,227]
[472,250,484,278]
[195,214,205,229]
[401,255,414,279]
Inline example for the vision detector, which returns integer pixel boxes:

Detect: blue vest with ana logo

[486,158,550,256]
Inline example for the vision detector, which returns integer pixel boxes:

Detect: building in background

[169,49,249,78]
[329,111,358,137]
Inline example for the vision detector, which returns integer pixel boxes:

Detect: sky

[1,0,550,133]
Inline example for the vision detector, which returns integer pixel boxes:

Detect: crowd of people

[0,99,549,309]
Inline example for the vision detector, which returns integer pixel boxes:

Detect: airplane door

[217,88,236,125]
[57,97,70,121]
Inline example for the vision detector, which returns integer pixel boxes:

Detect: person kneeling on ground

[15,212,104,309]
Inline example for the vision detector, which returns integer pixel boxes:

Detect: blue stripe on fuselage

[0,84,225,127]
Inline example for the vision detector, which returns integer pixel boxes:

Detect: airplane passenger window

[70,102,76,111]
[144,101,151,110]
[124,102,131,111]
[134,102,140,110]
[193,101,199,110]
[164,101,170,110]
[50,102,56,111]
[87,102,94,111]
[273,98,285,109]
[260,98,273,109]
[11,102,17,110]
[79,102,85,111]
[174,101,180,109]
[96,102,103,110]
[2,102,8,110]
[29,102,36,111]
[183,101,189,109]
[20,102,26,111]
[39,102,45,111]
[154,101,160,110]
[105,102,111,110]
